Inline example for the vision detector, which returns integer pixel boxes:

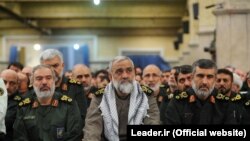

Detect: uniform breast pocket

[23,116,39,138]
[51,123,65,140]
[183,113,193,124]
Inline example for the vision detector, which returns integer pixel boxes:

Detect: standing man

[1,69,22,141]
[0,78,7,140]
[39,49,87,130]
[165,59,236,124]
[13,65,82,141]
[83,56,160,141]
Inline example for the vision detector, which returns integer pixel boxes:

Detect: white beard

[34,84,55,99]
[112,79,134,96]
[147,82,161,92]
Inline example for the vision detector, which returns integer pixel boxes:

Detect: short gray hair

[108,56,134,73]
[39,49,63,63]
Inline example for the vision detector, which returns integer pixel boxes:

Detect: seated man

[83,56,160,141]
[13,65,82,141]
[165,59,237,124]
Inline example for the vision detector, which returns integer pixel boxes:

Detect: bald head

[72,64,91,75]
[142,64,162,93]
[72,64,92,91]
[143,64,162,77]
[0,69,18,95]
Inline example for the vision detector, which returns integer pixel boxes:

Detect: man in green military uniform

[165,59,237,124]
[13,65,82,141]
[1,69,22,141]
[39,49,87,130]
[83,56,160,141]
[72,64,94,107]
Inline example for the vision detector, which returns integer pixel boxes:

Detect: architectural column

[214,0,250,71]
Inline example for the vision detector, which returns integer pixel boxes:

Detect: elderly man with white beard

[142,64,163,108]
[83,56,160,141]
[13,65,82,141]
[164,59,237,124]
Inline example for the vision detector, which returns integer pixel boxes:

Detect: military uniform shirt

[5,92,21,141]
[165,88,237,125]
[59,76,87,128]
[13,92,82,141]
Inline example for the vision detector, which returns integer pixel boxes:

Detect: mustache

[120,79,132,84]
[218,86,226,90]
[198,85,209,89]
[40,86,51,91]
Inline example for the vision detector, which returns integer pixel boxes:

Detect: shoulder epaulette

[215,93,230,101]
[175,91,188,100]
[231,94,242,102]
[18,98,31,107]
[141,85,153,96]
[94,88,105,96]
[245,99,250,106]
[60,95,73,103]
[14,95,22,101]
[160,85,165,88]
[216,93,224,100]
[166,88,170,93]
[69,78,81,85]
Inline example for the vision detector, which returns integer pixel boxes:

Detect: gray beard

[192,81,214,100]
[34,84,55,99]
[112,79,134,96]
[147,82,161,92]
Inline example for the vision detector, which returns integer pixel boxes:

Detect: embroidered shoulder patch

[215,93,230,101]
[69,79,81,85]
[14,95,22,101]
[216,93,225,100]
[160,84,166,88]
[166,88,170,93]
[231,94,242,102]
[94,88,105,96]
[19,98,31,107]
[60,95,73,103]
[140,85,153,96]
[245,100,250,106]
[175,92,188,100]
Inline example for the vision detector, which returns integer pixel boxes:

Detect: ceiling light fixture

[33,44,41,51]
[93,0,100,5]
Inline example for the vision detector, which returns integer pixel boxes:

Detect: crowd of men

[0,48,250,141]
